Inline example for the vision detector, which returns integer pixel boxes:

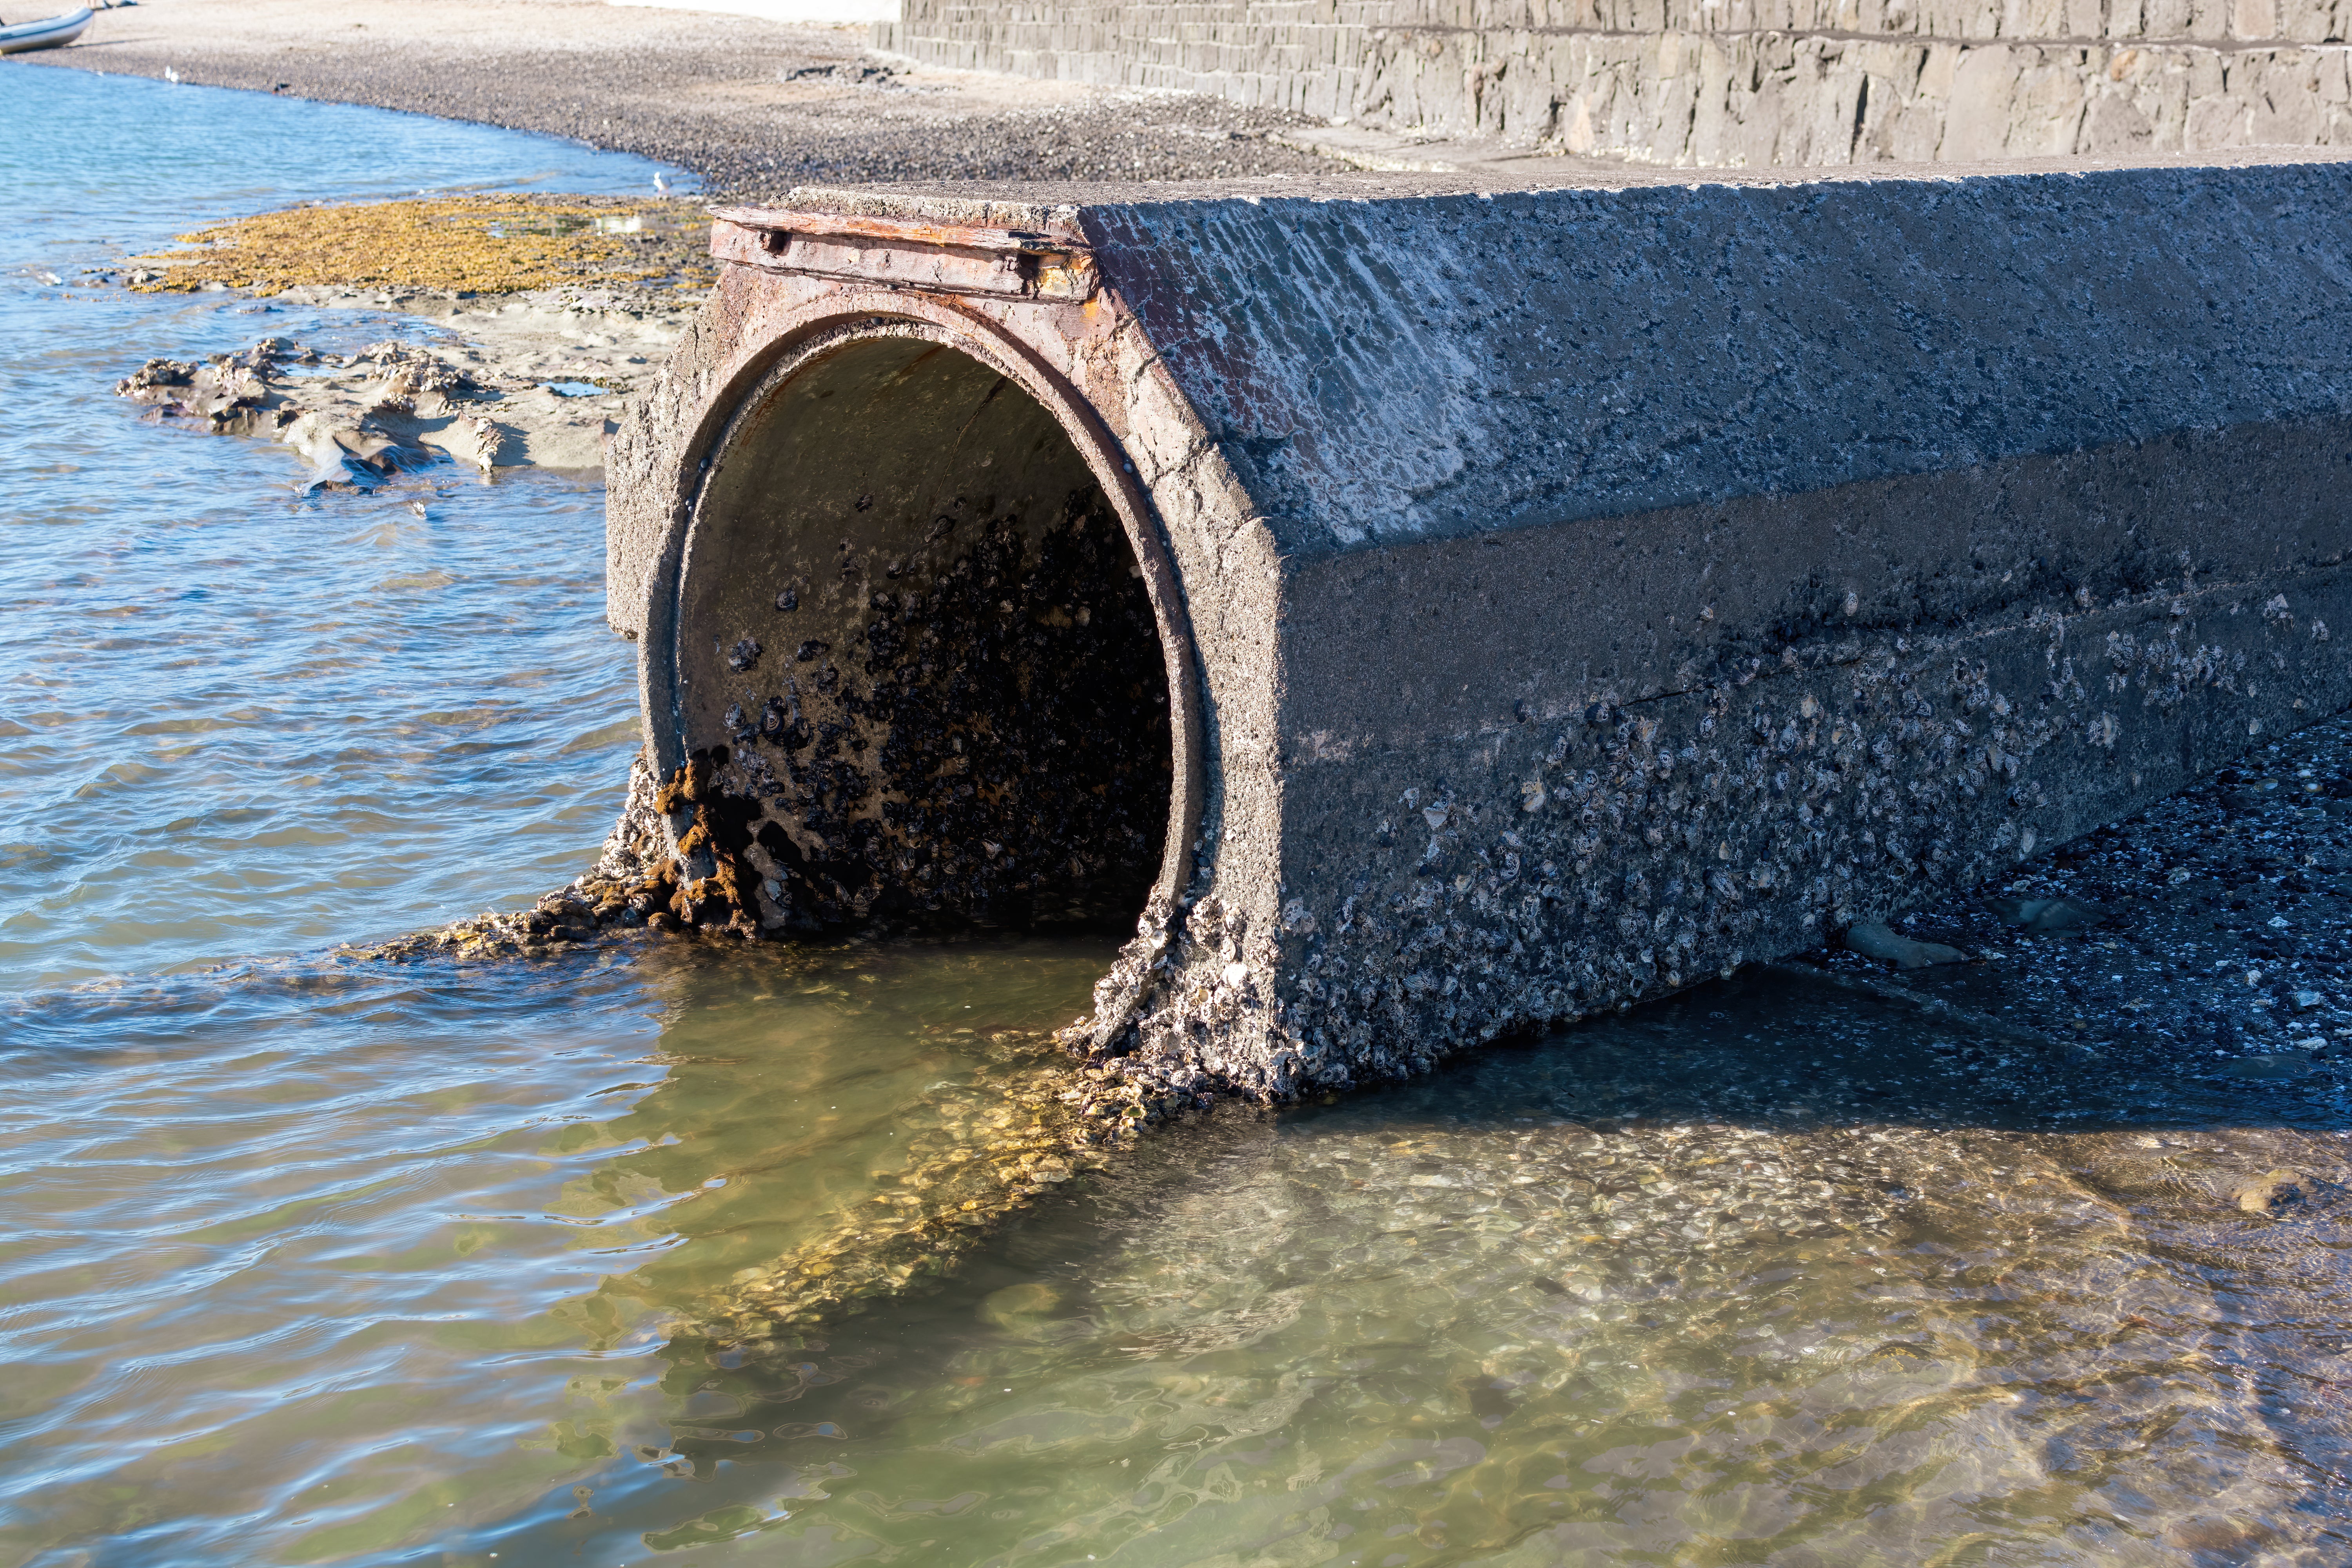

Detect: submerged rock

[2230,1167,2309,1215]
[1841,921,1970,970]
[118,336,530,483]
[673,1041,1198,1340]
[1985,894,2108,933]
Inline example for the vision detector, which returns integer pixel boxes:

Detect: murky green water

[547,969,2352,1568]
[18,944,2350,1567]
[0,938,1118,1566]
[7,63,2352,1568]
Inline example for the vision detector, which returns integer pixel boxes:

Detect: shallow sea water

[0,64,682,989]
[6,62,2352,1568]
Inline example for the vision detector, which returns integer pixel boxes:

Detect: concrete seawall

[610,154,2352,1097]
[875,0,2352,168]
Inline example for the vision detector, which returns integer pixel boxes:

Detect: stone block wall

[873,0,2352,164]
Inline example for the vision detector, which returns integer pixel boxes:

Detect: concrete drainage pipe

[610,158,2352,1099]
[659,327,1186,934]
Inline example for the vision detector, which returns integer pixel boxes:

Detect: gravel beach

[1804,708,2352,1108]
[20,0,1345,196]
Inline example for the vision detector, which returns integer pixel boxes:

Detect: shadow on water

[515,960,2352,1568]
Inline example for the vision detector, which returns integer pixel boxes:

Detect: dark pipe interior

[676,335,1174,933]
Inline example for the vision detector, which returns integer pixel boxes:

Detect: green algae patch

[129,194,716,296]
[683,1041,1177,1340]
[341,757,1218,1341]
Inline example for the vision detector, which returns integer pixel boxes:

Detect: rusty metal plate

[708,209,1097,302]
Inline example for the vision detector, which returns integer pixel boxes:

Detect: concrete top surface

[738,151,2352,556]
[768,145,2352,229]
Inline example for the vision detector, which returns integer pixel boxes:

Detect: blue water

[5,61,2352,1568]
[0,65,682,988]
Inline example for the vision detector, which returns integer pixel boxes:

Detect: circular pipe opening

[662,325,1191,935]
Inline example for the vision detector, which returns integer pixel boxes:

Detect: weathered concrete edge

[611,163,2352,1107]
[606,262,1230,929]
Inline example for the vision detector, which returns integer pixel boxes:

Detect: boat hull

[0,8,93,54]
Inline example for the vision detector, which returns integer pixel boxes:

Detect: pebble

[2230,1168,2307,1214]
[1819,710,2352,1098]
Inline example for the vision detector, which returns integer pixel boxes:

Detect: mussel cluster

[697,491,1173,936]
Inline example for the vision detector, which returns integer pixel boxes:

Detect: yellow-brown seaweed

[130,194,715,296]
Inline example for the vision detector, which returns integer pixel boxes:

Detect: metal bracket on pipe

[708,207,1098,302]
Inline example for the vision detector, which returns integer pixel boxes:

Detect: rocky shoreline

[113,292,694,478]
[107,193,709,478]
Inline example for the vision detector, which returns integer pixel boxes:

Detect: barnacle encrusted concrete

[610,153,2352,1100]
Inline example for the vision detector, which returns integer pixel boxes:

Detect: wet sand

[21,0,1345,197]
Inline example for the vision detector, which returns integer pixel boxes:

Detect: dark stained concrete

[610,153,2352,1099]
